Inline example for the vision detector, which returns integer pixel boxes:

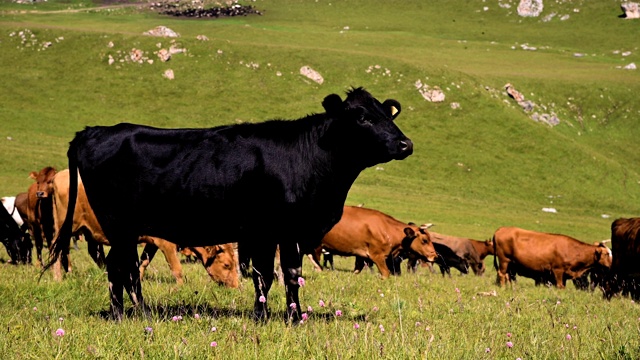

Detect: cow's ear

[322,93,344,115]
[382,99,401,120]
[29,172,37,180]
[403,227,416,238]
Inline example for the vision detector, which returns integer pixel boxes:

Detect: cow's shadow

[91,303,368,323]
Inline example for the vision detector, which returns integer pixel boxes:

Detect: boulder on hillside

[621,2,640,19]
[143,26,180,38]
[517,0,544,17]
[300,66,324,84]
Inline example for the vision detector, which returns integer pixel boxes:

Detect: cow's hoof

[252,308,269,323]
[284,308,301,325]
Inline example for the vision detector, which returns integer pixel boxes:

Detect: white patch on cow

[1,196,23,227]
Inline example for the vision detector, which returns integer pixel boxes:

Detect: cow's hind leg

[106,242,147,320]
[279,242,305,324]
[250,241,277,322]
[139,243,159,282]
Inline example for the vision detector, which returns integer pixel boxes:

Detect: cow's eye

[358,118,373,126]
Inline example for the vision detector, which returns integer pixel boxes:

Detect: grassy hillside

[1,0,640,358]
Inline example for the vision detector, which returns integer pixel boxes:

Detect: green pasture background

[0,0,638,358]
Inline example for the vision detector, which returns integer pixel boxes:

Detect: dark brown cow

[604,218,640,300]
[311,206,437,279]
[429,231,485,276]
[51,169,238,288]
[493,226,612,288]
[25,166,57,267]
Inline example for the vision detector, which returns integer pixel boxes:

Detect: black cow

[604,218,640,300]
[407,242,469,277]
[47,87,413,322]
[0,201,28,264]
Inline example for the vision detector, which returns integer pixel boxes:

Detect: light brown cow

[25,166,57,267]
[312,206,437,279]
[493,226,612,288]
[51,169,239,288]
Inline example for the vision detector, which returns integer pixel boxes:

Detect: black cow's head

[322,87,413,167]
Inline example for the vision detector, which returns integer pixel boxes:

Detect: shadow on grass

[90,303,368,323]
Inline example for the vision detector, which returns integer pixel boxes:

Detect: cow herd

[0,87,638,325]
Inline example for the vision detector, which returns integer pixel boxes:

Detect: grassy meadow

[0,0,639,358]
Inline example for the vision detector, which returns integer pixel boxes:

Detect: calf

[46,87,413,321]
[312,206,437,279]
[493,226,612,288]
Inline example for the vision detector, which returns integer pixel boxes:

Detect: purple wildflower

[55,328,65,337]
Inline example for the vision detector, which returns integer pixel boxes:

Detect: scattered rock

[299,66,324,84]
[196,35,209,41]
[623,62,637,70]
[155,2,263,18]
[450,102,461,109]
[163,69,175,80]
[157,48,171,62]
[143,26,180,38]
[517,0,544,17]
[505,83,525,102]
[621,2,640,19]
[542,207,557,213]
[531,112,560,126]
[477,290,497,297]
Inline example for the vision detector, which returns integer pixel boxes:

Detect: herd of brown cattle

[2,166,639,301]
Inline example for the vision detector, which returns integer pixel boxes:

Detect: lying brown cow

[25,166,57,267]
[603,217,640,300]
[493,226,612,288]
[311,206,437,279]
[51,169,238,288]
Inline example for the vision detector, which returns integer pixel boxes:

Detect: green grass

[1,0,639,357]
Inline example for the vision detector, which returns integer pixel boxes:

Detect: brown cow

[604,218,640,300]
[493,226,612,288]
[51,169,239,288]
[25,166,57,267]
[311,206,437,279]
[429,231,485,275]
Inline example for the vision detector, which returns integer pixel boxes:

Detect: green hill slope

[0,0,638,241]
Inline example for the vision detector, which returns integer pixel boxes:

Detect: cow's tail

[492,235,498,272]
[41,138,79,278]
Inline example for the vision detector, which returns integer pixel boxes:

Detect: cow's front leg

[122,243,147,318]
[279,242,303,324]
[106,247,125,321]
[250,241,277,322]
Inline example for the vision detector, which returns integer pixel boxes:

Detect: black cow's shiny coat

[48,87,413,321]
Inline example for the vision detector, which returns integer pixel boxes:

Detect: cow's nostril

[400,140,413,152]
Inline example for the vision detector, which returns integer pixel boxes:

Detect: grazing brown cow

[25,166,57,267]
[469,238,494,274]
[429,232,485,276]
[311,206,437,279]
[493,226,612,288]
[51,169,238,288]
[603,218,640,300]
